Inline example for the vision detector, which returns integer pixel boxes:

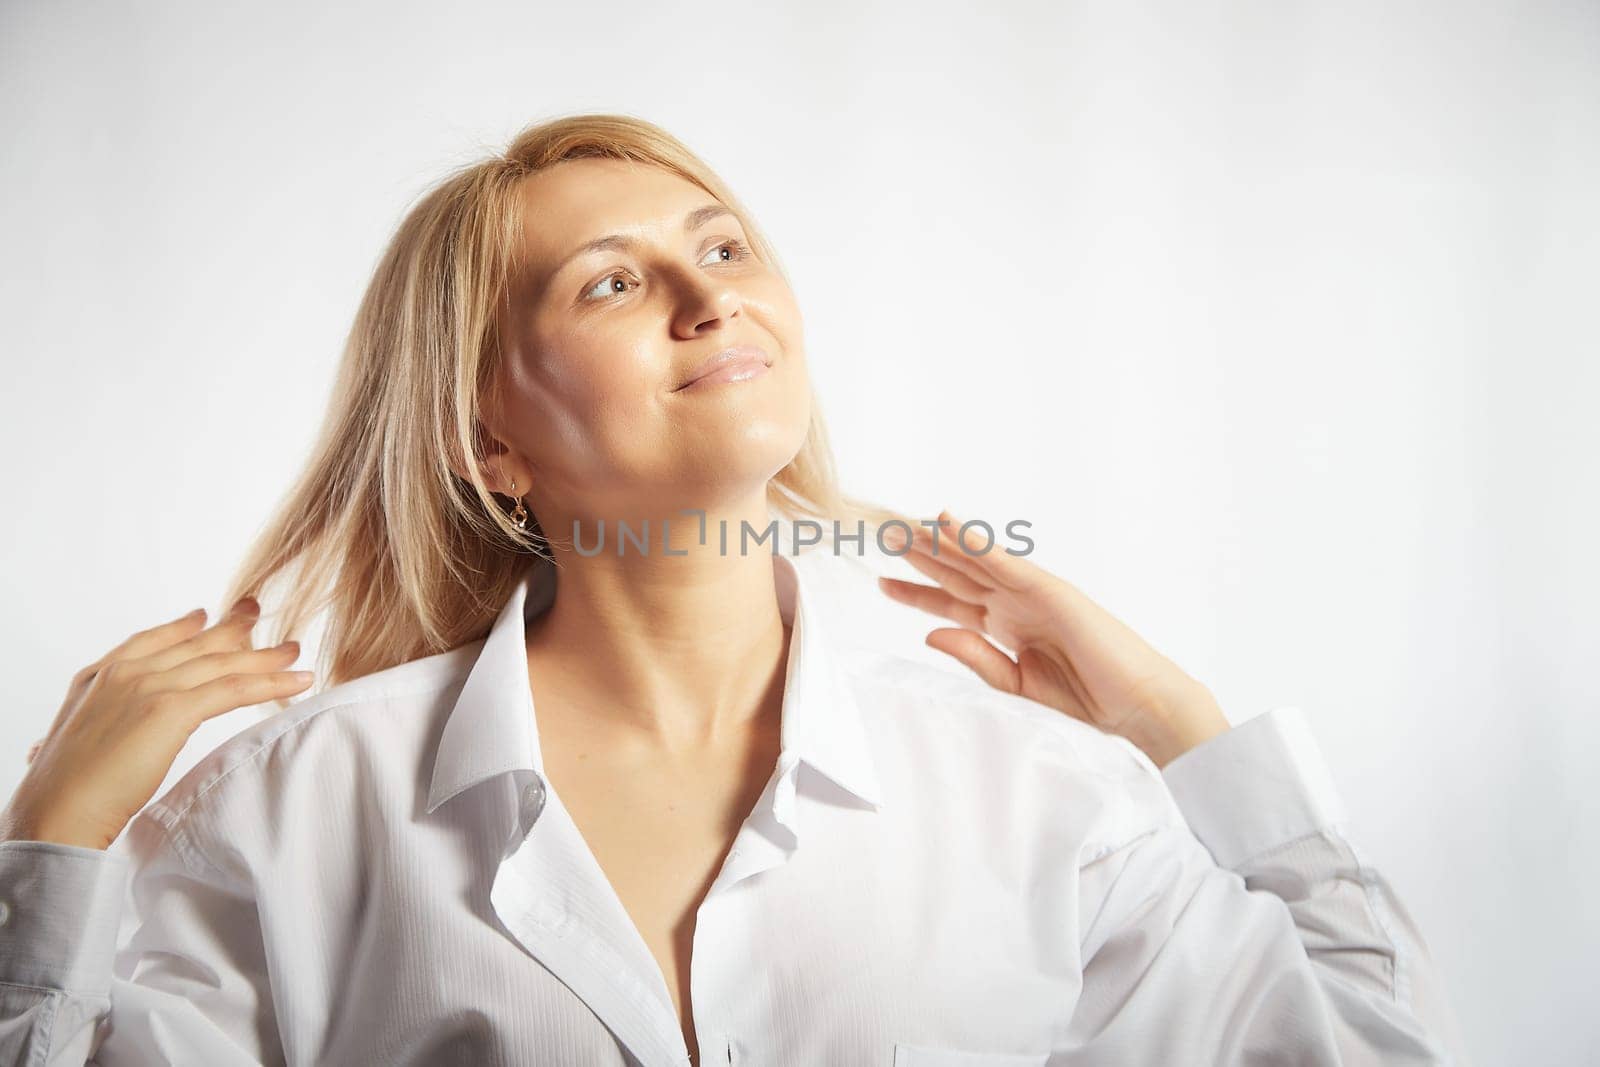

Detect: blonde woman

[0,114,1466,1066]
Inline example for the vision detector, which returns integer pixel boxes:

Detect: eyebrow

[551,203,739,278]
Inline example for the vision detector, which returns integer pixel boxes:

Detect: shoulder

[138,638,483,840]
[836,644,1147,779]
[835,644,1185,855]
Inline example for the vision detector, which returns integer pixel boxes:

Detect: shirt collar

[424,552,883,815]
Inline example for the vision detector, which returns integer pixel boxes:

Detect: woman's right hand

[0,597,315,852]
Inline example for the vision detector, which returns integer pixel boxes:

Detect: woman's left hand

[876,510,1231,769]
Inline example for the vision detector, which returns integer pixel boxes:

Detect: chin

[666,419,808,504]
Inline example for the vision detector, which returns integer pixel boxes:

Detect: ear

[448,415,527,496]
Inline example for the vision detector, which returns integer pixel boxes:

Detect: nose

[673,274,743,339]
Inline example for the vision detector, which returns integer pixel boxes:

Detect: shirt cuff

[0,839,129,995]
[1158,705,1348,871]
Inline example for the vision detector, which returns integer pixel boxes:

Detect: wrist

[0,796,110,851]
[1119,687,1231,769]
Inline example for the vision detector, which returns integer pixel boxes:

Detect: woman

[0,114,1466,1065]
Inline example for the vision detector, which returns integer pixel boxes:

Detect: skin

[478,158,813,760]
[0,597,309,852]
[2,156,1234,1067]
[468,159,814,1063]
[877,512,1231,769]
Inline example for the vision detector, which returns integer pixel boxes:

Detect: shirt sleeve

[0,808,280,1065]
[1064,706,1471,1066]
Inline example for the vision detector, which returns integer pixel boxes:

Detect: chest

[537,709,785,1060]
[282,750,1077,1067]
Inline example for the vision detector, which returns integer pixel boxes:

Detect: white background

[3,2,1596,1063]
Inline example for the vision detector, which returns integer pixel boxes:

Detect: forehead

[511,158,720,277]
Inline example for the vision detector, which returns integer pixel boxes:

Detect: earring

[507,478,529,530]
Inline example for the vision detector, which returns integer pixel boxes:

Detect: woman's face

[489,157,811,527]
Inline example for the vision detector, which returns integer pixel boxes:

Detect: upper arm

[1069,823,1447,1065]
[1061,709,1468,1065]
[103,809,282,1065]
[0,809,281,1066]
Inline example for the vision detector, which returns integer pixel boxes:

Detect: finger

[929,509,1039,592]
[138,598,265,673]
[877,576,988,632]
[903,518,1010,594]
[895,538,993,602]
[25,738,43,764]
[149,641,304,693]
[86,604,215,678]
[167,669,316,728]
[932,510,1140,645]
[925,628,1021,695]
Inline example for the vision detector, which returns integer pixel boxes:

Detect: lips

[675,344,772,391]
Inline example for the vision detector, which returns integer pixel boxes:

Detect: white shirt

[0,552,1468,1066]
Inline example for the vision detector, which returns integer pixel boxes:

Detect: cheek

[749,281,805,351]
[510,331,664,473]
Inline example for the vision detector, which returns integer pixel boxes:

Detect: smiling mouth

[674,345,773,392]
[674,359,771,392]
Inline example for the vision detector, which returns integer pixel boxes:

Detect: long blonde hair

[222,111,899,708]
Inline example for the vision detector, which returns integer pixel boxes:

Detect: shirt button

[0,899,10,926]
[521,779,546,822]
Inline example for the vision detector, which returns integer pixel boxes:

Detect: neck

[524,494,792,760]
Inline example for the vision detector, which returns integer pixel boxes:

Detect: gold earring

[508,478,529,530]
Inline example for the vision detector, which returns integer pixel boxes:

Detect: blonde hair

[221,111,900,708]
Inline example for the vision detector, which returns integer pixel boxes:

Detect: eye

[701,237,754,266]
[579,239,755,304]
[582,271,636,302]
